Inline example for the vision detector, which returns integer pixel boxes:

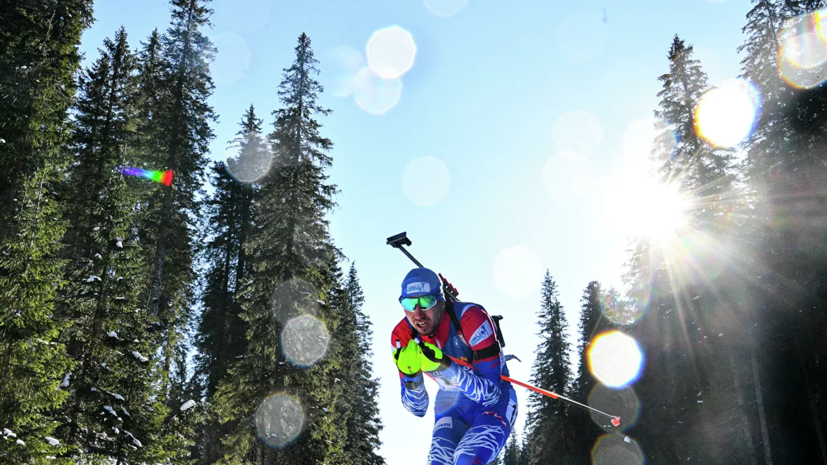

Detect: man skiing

[391,267,518,465]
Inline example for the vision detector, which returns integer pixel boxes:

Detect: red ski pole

[447,354,621,427]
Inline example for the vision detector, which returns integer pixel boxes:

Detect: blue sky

[80,0,750,461]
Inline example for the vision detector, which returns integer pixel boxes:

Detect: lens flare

[588,384,641,432]
[588,331,644,388]
[600,290,644,326]
[366,26,417,79]
[492,246,543,298]
[694,79,761,148]
[324,46,365,97]
[255,393,304,448]
[210,31,251,85]
[402,156,450,206]
[353,67,402,114]
[423,0,467,17]
[621,119,675,166]
[542,154,594,203]
[592,434,644,465]
[120,167,173,186]
[604,174,689,242]
[778,8,827,89]
[225,143,272,183]
[552,110,604,157]
[282,315,330,367]
[270,278,319,325]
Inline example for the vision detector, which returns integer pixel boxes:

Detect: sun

[606,173,689,243]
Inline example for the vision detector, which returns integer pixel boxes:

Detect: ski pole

[388,232,621,427]
[445,353,621,427]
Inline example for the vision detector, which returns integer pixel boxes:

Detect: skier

[391,267,518,465]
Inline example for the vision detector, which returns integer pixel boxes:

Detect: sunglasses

[399,295,439,312]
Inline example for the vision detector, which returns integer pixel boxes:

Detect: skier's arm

[435,306,503,406]
[398,371,429,417]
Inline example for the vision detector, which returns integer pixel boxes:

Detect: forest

[2,0,827,464]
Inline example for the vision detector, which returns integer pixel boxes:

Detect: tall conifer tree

[0,2,93,463]
[214,32,342,464]
[138,0,216,410]
[195,106,264,463]
[526,271,576,464]
[53,28,186,464]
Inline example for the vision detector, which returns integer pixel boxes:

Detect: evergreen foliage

[52,27,176,464]
[195,106,263,463]
[0,1,93,463]
[213,32,343,464]
[526,271,577,464]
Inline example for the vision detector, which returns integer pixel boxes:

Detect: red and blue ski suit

[391,301,518,465]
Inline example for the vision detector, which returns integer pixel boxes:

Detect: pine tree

[568,281,610,458]
[54,28,187,464]
[137,0,216,421]
[195,106,264,463]
[738,1,827,462]
[0,1,93,463]
[526,271,577,464]
[335,264,384,464]
[214,32,342,464]
[502,430,521,465]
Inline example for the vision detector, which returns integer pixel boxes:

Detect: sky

[79,0,752,462]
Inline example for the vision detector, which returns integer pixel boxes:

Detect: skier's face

[405,300,444,337]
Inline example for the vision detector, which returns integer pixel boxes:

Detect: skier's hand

[418,341,451,372]
[393,339,421,376]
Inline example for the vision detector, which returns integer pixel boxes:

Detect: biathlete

[391,267,518,465]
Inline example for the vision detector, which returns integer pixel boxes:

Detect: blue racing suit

[391,301,518,465]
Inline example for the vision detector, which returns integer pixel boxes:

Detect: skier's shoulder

[454,301,496,349]
[390,317,414,347]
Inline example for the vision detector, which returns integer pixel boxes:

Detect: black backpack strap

[445,299,465,344]
[447,300,502,362]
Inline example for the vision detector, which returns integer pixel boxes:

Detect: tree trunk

[751,345,773,465]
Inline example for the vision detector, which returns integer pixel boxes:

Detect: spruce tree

[739,1,827,462]
[54,28,184,464]
[337,264,384,464]
[0,1,93,463]
[568,281,609,458]
[502,430,521,465]
[214,32,342,464]
[137,0,216,416]
[526,271,576,464]
[195,106,264,463]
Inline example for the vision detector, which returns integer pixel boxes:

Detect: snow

[131,351,149,363]
[86,275,101,283]
[45,436,59,446]
[3,428,16,438]
[103,406,118,417]
[624,436,631,443]
[60,372,71,388]
[125,432,142,448]
[691,295,700,300]
[317,300,326,306]
[94,253,102,260]
[90,387,98,392]
[15,439,25,446]
[113,393,124,401]
[113,427,119,434]
[322,407,329,413]
[93,227,100,231]
[115,240,123,249]
[180,400,197,412]
[107,331,119,339]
